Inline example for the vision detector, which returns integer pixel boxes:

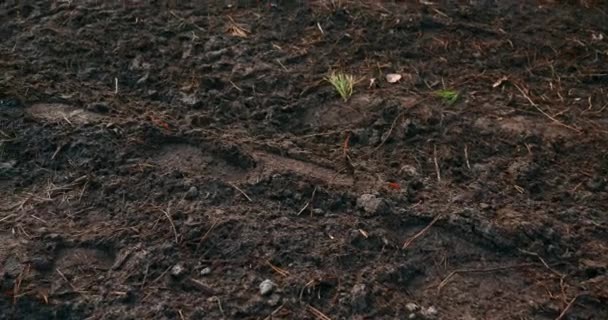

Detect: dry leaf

[386,73,402,83]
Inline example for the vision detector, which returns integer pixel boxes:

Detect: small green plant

[435,89,459,105]
[325,72,355,102]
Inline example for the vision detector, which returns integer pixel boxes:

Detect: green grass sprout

[435,89,459,105]
[325,72,356,102]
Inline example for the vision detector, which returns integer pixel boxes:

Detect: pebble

[86,102,110,113]
[421,306,438,318]
[30,257,53,272]
[170,263,186,278]
[185,186,199,200]
[0,160,17,175]
[350,283,369,312]
[586,177,606,192]
[200,267,212,276]
[259,279,276,296]
[267,293,281,307]
[356,194,386,215]
[312,208,324,215]
[405,302,419,312]
[399,165,418,177]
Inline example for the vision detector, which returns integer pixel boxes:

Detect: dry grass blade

[402,214,441,249]
[227,16,249,38]
[555,294,584,320]
[160,208,179,244]
[307,305,332,320]
[266,260,290,277]
[437,263,538,293]
[372,97,425,152]
[513,83,581,133]
[229,182,252,202]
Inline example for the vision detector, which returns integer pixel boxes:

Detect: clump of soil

[1,1,607,319]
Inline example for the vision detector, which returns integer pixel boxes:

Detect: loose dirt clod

[1,1,608,320]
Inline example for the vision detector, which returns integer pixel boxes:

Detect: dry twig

[229,182,252,202]
[307,305,332,320]
[437,263,538,293]
[513,83,581,133]
[433,145,441,182]
[402,214,441,249]
[160,207,179,244]
[555,294,583,320]
[266,260,290,277]
[196,221,218,253]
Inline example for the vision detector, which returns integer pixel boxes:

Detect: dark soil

[1,1,608,319]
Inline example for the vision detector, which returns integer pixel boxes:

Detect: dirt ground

[1,1,607,319]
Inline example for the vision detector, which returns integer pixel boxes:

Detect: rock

[350,283,369,313]
[180,93,200,107]
[2,255,22,277]
[259,279,276,296]
[200,267,212,276]
[409,313,417,319]
[170,263,186,278]
[421,306,438,318]
[190,308,206,318]
[405,302,419,312]
[0,160,17,176]
[30,257,53,272]
[312,208,324,215]
[586,177,606,192]
[86,102,110,113]
[267,293,281,307]
[185,186,199,200]
[356,194,386,215]
[399,165,418,178]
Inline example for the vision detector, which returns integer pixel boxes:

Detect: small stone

[405,302,419,312]
[586,177,606,192]
[450,194,466,203]
[399,165,418,177]
[350,283,369,313]
[0,161,17,177]
[409,313,417,319]
[86,102,110,113]
[190,308,206,318]
[0,160,17,170]
[259,279,276,296]
[185,186,199,200]
[312,208,324,215]
[356,194,386,215]
[480,203,490,210]
[200,267,212,276]
[2,256,22,277]
[421,306,438,318]
[180,93,200,107]
[170,263,186,278]
[30,257,53,272]
[267,293,281,307]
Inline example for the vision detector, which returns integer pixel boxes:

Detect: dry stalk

[437,263,538,293]
[402,214,441,250]
[307,305,332,320]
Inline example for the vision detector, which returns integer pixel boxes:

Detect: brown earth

[1,1,608,319]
